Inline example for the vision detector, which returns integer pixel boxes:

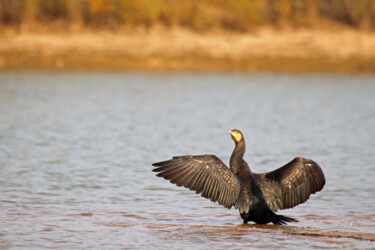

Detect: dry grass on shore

[1,27,375,73]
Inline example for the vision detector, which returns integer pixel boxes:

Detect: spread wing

[152,155,241,208]
[258,157,325,212]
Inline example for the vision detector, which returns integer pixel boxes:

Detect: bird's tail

[271,214,298,225]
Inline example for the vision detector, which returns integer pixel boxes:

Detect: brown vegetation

[0,0,375,72]
[1,0,375,31]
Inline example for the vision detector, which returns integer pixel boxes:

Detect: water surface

[0,72,374,249]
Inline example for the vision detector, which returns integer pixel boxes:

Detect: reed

[0,0,374,31]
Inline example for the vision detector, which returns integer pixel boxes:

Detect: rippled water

[0,71,374,249]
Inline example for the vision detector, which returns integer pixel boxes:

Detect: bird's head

[229,129,243,143]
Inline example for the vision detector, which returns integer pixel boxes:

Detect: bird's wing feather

[152,155,241,208]
[258,157,325,212]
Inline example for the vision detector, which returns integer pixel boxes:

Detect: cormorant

[152,129,325,225]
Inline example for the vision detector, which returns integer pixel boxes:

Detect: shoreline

[1,28,375,73]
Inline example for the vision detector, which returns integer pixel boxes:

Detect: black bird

[152,130,325,225]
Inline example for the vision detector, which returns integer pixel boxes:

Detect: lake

[0,71,374,248]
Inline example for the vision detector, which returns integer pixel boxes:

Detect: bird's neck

[230,140,247,173]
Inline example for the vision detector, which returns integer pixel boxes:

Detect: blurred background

[0,0,375,71]
[1,1,375,249]
[1,0,375,31]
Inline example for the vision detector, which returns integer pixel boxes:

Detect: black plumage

[152,129,325,225]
